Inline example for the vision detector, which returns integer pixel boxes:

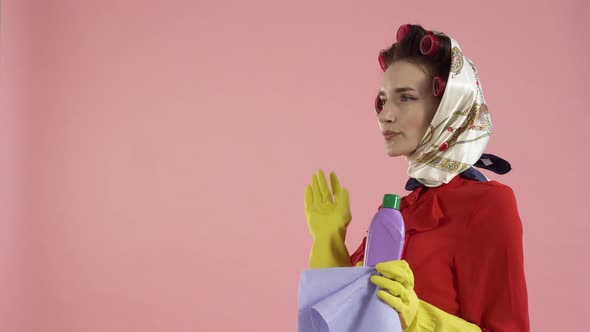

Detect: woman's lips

[382,131,400,141]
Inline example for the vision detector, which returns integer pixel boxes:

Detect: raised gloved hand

[370,260,481,331]
[304,169,352,268]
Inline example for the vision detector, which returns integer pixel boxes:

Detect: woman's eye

[400,95,415,102]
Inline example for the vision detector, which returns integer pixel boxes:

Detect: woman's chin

[385,140,418,158]
[385,147,406,157]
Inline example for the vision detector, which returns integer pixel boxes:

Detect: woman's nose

[378,103,396,123]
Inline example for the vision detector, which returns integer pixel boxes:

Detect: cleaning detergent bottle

[364,194,405,267]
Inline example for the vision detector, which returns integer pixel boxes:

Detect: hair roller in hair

[378,50,388,72]
[396,24,410,42]
[432,76,446,97]
[420,33,440,57]
[375,95,384,114]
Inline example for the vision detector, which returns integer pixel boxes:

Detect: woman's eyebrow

[394,87,416,93]
[378,87,417,96]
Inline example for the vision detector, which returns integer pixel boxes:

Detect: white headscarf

[406,36,492,187]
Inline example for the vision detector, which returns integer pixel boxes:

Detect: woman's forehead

[381,61,429,93]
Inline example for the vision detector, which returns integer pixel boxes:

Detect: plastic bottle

[364,194,405,267]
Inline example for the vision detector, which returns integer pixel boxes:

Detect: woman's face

[377,60,440,157]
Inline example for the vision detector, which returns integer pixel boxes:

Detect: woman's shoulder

[449,177,522,231]
[452,176,517,202]
[436,177,520,221]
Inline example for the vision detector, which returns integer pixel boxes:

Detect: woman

[304,24,529,331]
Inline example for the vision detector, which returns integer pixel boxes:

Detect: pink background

[2,0,589,331]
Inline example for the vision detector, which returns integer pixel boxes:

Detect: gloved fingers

[375,260,414,288]
[371,276,410,304]
[304,185,314,212]
[329,171,341,196]
[339,187,350,208]
[311,173,321,208]
[376,289,405,313]
[316,169,333,204]
[398,260,414,285]
[331,172,350,208]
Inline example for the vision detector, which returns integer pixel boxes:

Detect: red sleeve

[455,184,530,332]
[349,236,366,266]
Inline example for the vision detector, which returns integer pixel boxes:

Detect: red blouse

[350,175,530,331]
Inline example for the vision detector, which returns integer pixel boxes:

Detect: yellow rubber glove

[370,260,481,332]
[304,169,352,268]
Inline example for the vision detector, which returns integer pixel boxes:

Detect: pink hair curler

[375,95,384,114]
[432,76,446,97]
[396,24,410,42]
[420,33,440,57]
[378,50,388,72]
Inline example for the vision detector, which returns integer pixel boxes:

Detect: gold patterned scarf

[406,36,492,187]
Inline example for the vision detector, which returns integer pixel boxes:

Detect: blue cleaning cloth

[298,267,403,332]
